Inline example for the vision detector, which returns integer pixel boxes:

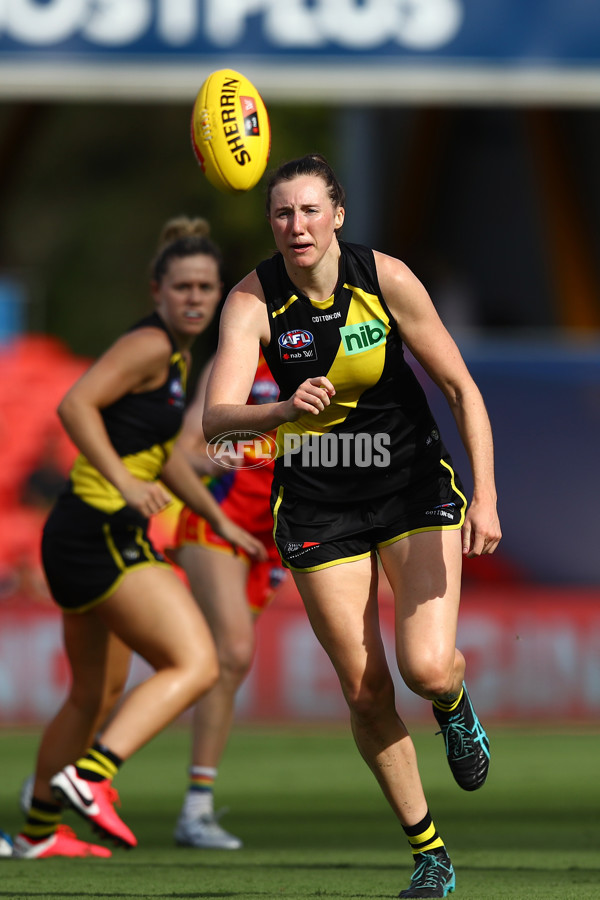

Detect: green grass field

[0,723,598,899]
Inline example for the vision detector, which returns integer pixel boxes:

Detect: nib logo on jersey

[278,329,317,363]
[340,319,386,356]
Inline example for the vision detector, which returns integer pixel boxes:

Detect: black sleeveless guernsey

[257,241,454,504]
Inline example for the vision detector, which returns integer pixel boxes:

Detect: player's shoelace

[400,851,455,897]
[434,685,490,791]
[437,714,473,759]
[106,784,121,807]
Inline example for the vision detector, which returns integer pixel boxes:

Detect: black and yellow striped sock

[21,797,61,843]
[403,810,445,856]
[433,686,464,715]
[75,741,122,783]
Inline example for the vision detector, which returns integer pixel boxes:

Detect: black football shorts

[271,457,466,572]
[42,491,170,612]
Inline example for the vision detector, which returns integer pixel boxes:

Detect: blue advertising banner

[1,0,600,62]
[2,1,600,102]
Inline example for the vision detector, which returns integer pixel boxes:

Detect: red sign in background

[2,579,600,726]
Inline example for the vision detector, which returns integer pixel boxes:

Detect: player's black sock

[402,810,445,856]
[75,741,123,782]
[22,796,61,842]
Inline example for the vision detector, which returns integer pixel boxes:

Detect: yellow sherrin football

[191,68,271,194]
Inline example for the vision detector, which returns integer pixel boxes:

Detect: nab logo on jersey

[278,329,317,363]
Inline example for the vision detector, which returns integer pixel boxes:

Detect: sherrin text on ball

[191,69,271,194]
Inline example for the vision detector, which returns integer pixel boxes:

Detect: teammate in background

[13,217,265,860]
[169,350,286,849]
[202,155,501,898]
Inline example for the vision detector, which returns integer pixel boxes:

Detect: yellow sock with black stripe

[75,741,122,783]
[22,797,61,842]
[433,686,464,714]
[403,810,445,856]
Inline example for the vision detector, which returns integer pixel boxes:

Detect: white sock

[181,766,217,819]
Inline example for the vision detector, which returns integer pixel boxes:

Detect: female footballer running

[202,155,501,898]
[13,217,264,859]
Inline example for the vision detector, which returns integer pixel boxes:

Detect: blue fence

[424,339,600,585]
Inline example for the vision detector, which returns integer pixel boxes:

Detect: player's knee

[218,637,254,687]
[98,672,128,721]
[179,645,220,704]
[68,684,106,721]
[402,658,455,699]
[197,649,220,695]
[95,689,122,731]
[343,675,395,720]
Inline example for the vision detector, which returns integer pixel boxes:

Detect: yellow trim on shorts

[272,484,285,545]
[442,458,468,512]
[104,522,157,568]
[63,560,172,614]
[377,524,460,549]
[377,458,467,550]
[284,550,373,574]
[273,485,372,573]
[63,524,171,614]
[134,526,157,562]
[103,523,125,571]
[273,458,467,571]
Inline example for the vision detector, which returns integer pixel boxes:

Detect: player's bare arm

[161,445,266,560]
[176,355,226,476]
[57,328,174,514]
[204,273,334,438]
[375,251,501,557]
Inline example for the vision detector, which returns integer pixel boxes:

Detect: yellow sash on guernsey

[70,436,177,514]
[275,284,389,459]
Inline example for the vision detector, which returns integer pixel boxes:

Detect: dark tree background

[0,101,337,384]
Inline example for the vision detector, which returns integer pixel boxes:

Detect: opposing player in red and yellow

[170,350,286,849]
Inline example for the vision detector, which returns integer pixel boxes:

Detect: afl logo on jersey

[279,329,313,349]
[278,329,317,363]
[250,378,279,405]
[168,377,185,409]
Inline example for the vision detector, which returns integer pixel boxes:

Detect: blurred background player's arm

[177,356,244,477]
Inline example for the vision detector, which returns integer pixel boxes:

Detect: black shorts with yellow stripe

[271,458,467,572]
[42,491,170,613]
